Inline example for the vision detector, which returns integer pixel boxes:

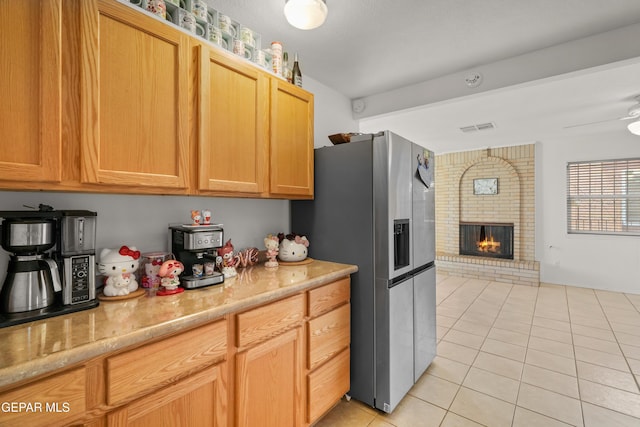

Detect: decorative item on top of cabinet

[79,0,190,191]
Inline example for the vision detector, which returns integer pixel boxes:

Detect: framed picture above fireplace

[473,178,498,195]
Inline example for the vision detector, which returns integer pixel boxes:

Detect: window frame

[567,158,640,236]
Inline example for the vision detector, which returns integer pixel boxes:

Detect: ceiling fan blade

[563,115,634,129]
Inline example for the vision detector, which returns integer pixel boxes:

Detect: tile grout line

[509,279,541,427]
[592,289,640,396]
[440,279,526,426]
[564,284,587,427]
[435,277,495,426]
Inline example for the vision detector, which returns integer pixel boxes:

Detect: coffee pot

[0,206,99,327]
[0,218,62,314]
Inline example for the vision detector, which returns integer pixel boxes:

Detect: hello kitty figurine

[158,260,185,295]
[278,234,309,262]
[99,246,141,297]
[264,234,279,268]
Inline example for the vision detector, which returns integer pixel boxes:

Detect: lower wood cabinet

[0,367,86,427]
[235,327,304,427]
[0,277,351,427]
[307,348,350,423]
[107,364,226,427]
[306,277,351,424]
[105,320,227,406]
[234,293,305,426]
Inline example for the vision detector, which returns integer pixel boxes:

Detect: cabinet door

[107,364,226,427]
[197,46,269,194]
[307,348,350,424]
[0,367,86,427]
[236,327,303,427]
[269,80,314,198]
[79,0,189,190]
[0,0,62,183]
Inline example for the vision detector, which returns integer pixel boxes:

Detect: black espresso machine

[0,205,99,327]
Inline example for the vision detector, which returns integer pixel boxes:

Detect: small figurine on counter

[277,233,309,262]
[264,234,279,268]
[202,209,212,225]
[157,260,185,296]
[141,258,162,289]
[235,247,259,268]
[217,239,238,278]
[99,245,141,297]
[191,210,202,226]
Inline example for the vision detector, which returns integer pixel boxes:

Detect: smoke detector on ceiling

[352,99,365,114]
[464,72,483,88]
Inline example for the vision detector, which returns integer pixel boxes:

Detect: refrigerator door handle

[411,262,435,276]
[388,272,412,288]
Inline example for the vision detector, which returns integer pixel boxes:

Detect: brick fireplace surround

[435,145,539,286]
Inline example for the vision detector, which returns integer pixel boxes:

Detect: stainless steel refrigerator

[291,130,436,413]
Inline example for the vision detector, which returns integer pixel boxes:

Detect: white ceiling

[205,0,640,148]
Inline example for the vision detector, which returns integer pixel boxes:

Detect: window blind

[567,158,640,235]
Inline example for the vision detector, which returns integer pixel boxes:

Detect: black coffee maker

[0,205,99,327]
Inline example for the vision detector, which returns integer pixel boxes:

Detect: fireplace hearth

[460,222,514,260]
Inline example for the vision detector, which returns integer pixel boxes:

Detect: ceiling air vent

[459,122,496,133]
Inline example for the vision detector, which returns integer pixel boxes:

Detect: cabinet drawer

[308,277,350,318]
[307,348,350,424]
[308,303,350,370]
[0,367,86,427]
[236,294,304,348]
[106,319,227,405]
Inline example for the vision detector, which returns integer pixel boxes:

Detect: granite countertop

[0,259,357,389]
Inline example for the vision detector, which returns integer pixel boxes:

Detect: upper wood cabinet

[196,45,314,199]
[79,0,190,190]
[0,0,62,183]
[197,46,269,194]
[0,0,313,198]
[270,80,314,198]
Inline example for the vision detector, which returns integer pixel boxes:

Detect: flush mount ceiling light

[628,119,640,135]
[627,96,640,135]
[284,0,327,30]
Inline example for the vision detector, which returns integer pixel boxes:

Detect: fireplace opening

[460,222,514,259]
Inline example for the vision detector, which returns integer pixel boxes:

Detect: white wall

[536,131,640,294]
[0,192,288,283]
[359,118,640,294]
[304,75,358,148]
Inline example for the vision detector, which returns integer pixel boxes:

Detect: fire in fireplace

[459,222,514,259]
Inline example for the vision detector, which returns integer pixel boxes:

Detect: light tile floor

[315,275,640,427]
